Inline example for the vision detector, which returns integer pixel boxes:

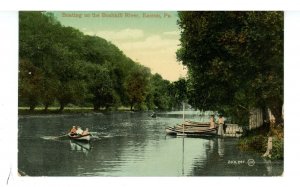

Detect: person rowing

[76,126,83,135]
[82,128,90,136]
[70,126,77,135]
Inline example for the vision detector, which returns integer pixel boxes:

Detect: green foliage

[40,77,59,111]
[177,11,283,123]
[168,78,188,109]
[147,73,172,110]
[19,59,43,110]
[238,124,283,160]
[271,137,284,160]
[19,11,176,112]
[239,135,268,153]
[239,135,284,161]
[124,65,151,110]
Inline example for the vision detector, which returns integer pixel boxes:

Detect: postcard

[17,11,283,177]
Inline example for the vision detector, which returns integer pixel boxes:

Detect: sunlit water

[18,111,283,176]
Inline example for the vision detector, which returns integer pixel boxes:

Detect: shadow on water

[18,111,283,176]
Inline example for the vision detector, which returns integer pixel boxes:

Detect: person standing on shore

[218,115,225,136]
[210,115,215,128]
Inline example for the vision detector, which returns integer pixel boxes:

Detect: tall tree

[84,63,119,110]
[125,66,151,111]
[19,59,43,110]
[177,11,283,124]
[169,78,188,110]
[147,73,172,110]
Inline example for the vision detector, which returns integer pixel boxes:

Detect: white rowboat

[68,133,91,142]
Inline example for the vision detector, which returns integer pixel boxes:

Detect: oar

[54,133,69,140]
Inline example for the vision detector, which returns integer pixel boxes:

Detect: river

[18,111,283,176]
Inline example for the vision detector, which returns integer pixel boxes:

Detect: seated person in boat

[209,115,215,128]
[82,128,90,136]
[76,126,84,135]
[70,126,77,135]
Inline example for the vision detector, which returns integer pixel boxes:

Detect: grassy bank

[238,124,284,160]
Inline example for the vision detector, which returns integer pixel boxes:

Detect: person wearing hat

[217,115,225,136]
[70,126,77,135]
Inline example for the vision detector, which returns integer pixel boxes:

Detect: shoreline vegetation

[18,106,135,115]
[238,124,284,160]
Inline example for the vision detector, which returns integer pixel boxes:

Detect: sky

[52,11,187,81]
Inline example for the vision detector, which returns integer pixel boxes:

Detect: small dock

[223,124,243,137]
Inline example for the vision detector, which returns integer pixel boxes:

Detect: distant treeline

[19,12,187,111]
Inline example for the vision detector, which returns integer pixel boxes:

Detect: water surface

[18,111,283,176]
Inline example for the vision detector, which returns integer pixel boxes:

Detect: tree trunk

[29,105,35,111]
[263,137,273,158]
[59,104,65,111]
[44,104,49,112]
[130,102,134,111]
[270,105,283,125]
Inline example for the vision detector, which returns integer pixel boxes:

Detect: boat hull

[165,125,218,137]
[70,140,91,150]
[68,133,91,142]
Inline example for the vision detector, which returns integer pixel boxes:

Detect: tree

[146,73,172,110]
[167,78,189,110]
[40,77,59,111]
[84,63,119,110]
[55,60,88,111]
[19,11,173,112]
[177,11,283,124]
[19,59,43,110]
[124,66,151,111]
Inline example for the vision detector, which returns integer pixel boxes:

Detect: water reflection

[70,140,91,156]
[263,158,273,175]
[218,138,224,158]
[181,138,185,176]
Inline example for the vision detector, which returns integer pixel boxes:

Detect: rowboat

[166,103,218,137]
[165,121,218,137]
[182,120,210,127]
[165,126,218,136]
[68,133,91,142]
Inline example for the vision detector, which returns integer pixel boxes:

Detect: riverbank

[18,106,134,115]
[238,124,284,160]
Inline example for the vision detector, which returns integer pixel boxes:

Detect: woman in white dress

[217,115,225,136]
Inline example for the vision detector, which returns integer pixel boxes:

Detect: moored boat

[68,133,91,142]
[165,121,218,137]
[166,102,217,137]
[183,120,210,127]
